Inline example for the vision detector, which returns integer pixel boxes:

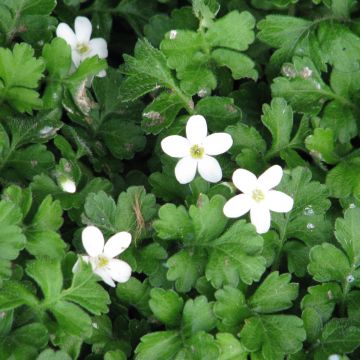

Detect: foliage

[1,0,360,359]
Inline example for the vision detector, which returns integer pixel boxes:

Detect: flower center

[76,42,90,54]
[252,189,265,203]
[96,255,109,268]
[190,144,204,159]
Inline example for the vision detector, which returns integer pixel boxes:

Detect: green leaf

[318,318,360,355]
[135,331,182,360]
[248,272,298,313]
[42,38,71,108]
[271,57,332,116]
[149,288,184,327]
[335,208,360,267]
[66,56,107,88]
[189,194,228,244]
[320,101,357,144]
[116,278,151,316]
[104,350,127,360]
[0,201,26,282]
[216,333,248,360]
[257,15,312,71]
[84,187,157,241]
[308,243,351,283]
[193,0,220,28]
[51,300,92,338]
[326,157,360,198]
[305,128,340,164]
[206,11,255,51]
[177,59,217,96]
[206,220,266,288]
[211,48,257,81]
[25,195,66,259]
[179,332,219,359]
[273,167,331,247]
[153,203,194,242]
[37,349,72,360]
[240,315,306,360]
[0,323,49,359]
[8,144,55,180]
[226,123,266,157]
[2,185,32,218]
[214,286,250,333]
[330,0,356,18]
[301,283,342,322]
[167,249,207,293]
[195,96,242,132]
[261,97,293,157]
[0,43,44,113]
[0,280,38,311]
[62,260,110,316]
[182,296,216,336]
[9,0,57,15]
[98,116,146,160]
[160,30,206,72]
[120,39,178,101]
[141,91,184,134]
[25,258,63,301]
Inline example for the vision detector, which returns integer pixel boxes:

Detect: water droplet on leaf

[303,205,314,216]
[307,223,315,231]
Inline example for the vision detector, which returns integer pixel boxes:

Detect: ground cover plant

[1,0,360,359]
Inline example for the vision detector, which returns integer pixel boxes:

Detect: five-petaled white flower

[223,165,294,234]
[73,225,132,287]
[161,115,233,184]
[56,16,108,77]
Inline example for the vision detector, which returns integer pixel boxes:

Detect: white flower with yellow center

[56,16,108,77]
[73,226,132,287]
[223,165,294,234]
[161,115,233,184]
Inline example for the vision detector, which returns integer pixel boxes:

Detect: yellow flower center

[190,144,204,159]
[77,43,90,54]
[252,189,265,203]
[97,255,109,268]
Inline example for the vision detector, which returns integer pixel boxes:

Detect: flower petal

[72,256,89,273]
[60,179,76,193]
[257,165,283,191]
[104,231,132,258]
[250,204,271,234]
[267,190,294,213]
[232,168,257,193]
[161,135,190,158]
[107,259,132,283]
[94,268,115,287]
[175,156,197,184]
[56,23,77,48]
[186,115,207,145]
[74,16,92,44]
[71,50,82,67]
[223,194,252,218]
[88,38,108,59]
[198,155,222,183]
[203,133,233,155]
[82,225,104,257]
[97,70,107,78]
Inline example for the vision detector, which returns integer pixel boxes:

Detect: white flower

[73,226,132,287]
[223,165,294,234]
[59,178,76,194]
[56,16,108,77]
[161,115,233,184]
